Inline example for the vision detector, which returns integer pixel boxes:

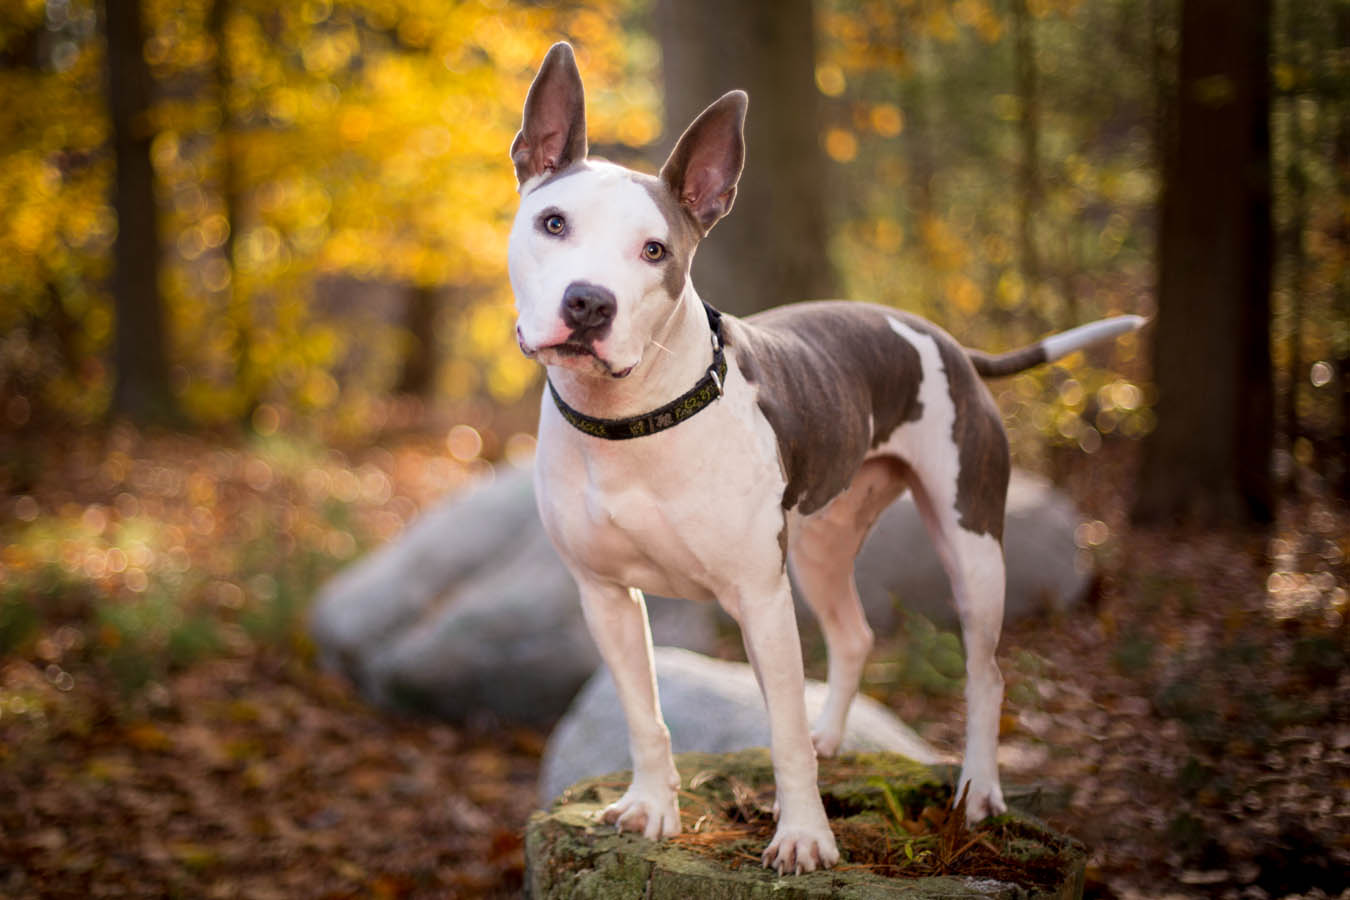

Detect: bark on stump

[525,749,1086,899]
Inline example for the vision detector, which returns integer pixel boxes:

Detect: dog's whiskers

[650,340,672,355]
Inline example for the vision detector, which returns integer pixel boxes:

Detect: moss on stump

[525,749,1085,899]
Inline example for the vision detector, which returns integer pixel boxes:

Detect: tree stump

[525,749,1086,899]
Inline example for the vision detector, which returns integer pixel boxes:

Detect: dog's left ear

[511,42,587,186]
[660,90,747,234]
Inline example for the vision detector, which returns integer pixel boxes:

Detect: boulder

[539,646,940,806]
[310,470,539,697]
[309,468,720,726]
[854,470,1092,631]
[526,748,1087,899]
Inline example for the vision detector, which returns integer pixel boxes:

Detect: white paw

[599,783,681,840]
[811,726,843,758]
[959,777,1007,824]
[761,820,839,875]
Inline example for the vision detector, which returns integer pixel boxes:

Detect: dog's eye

[642,241,666,262]
[542,214,566,235]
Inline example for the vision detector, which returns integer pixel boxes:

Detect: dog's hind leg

[789,458,909,757]
[907,472,1009,823]
[575,579,682,839]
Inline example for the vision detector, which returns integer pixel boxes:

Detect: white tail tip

[1041,314,1147,363]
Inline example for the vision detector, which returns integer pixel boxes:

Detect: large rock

[539,646,940,806]
[309,468,719,726]
[526,748,1087,899]
[310,470,539,696]
[310,465,1090,726]
[854,470,1091,631]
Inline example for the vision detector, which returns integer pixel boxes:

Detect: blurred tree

[1133,0,1274,526]
[1010,0,1044,323]
[655,0,836,316]
[1269,0,1350,492]
[206,0,253,418]
[7,0,1347,475]
[152,0,657,428]
[814,0,1160,465]
[393,283,440,398]
[1279,0,1308,460]
[1338,5,1350,493]
[104,0,178,424]
[0,0,656,433]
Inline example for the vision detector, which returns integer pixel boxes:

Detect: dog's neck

[545,288,716,421]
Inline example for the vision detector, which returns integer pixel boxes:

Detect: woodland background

[1,0,1348,897]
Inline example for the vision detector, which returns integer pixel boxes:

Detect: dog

[508,42,1143,875]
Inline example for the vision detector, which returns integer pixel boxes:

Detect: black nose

[560,281,617,335]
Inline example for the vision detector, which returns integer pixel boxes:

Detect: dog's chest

[579,481,708,596]
[535,380,787,599]
[544,462,726,602]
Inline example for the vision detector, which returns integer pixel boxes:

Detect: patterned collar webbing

[546,303,727,441]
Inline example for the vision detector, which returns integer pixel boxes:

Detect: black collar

[546,303,726,440]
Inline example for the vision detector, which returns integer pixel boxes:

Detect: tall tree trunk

[1149,0,1174,163]
[208,0,254,420]
[1132,0,1274,527]
[1281,5,1308,470]
[1336,4,1350,494]
[655,0,836,316]
[903,33,939,324]
[1011,0,1045,325]
[394,283,440,398]
[104,0,177,424]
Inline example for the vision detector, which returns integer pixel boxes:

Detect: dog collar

[546,303,727,440]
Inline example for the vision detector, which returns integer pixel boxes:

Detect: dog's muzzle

[560,281,616,343]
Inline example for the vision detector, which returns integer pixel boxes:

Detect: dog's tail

[966,315,1147,378]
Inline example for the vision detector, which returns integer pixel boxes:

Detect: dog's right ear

[660,90,747,234]
[511,42,587,186]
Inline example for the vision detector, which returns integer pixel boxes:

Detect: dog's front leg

[729,577,841,875]
[577,580,681,839]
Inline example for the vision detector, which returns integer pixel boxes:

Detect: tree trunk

[1011,0,1045,326]
[1279,0,1317,479]
[902,34,939,324]
[1336,4,1350,494]
[104,0,177,424]
[654,0,836,317]
[1132,0,1275,527]
[208,0,255,421]
[394,283,441,397]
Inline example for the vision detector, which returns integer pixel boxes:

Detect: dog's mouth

[545,341,595,359]
[525,338,635,379]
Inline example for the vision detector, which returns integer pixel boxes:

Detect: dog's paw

[959,777,1007,824]
[599,784,681,841]
[810,726,843,758]
[761,821,839,875]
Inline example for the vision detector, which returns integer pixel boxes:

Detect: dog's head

[508,42,745,379]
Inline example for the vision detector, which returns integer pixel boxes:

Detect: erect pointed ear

[659,90,747,234]
[510,42,587,186]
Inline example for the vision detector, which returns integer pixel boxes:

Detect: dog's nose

[560,282,617,333]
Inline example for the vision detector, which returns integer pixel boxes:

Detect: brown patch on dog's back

[725,303,925,516]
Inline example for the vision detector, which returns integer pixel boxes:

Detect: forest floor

[0,423,1347,899]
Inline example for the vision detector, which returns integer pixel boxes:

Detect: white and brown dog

[509,43,1142,875]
